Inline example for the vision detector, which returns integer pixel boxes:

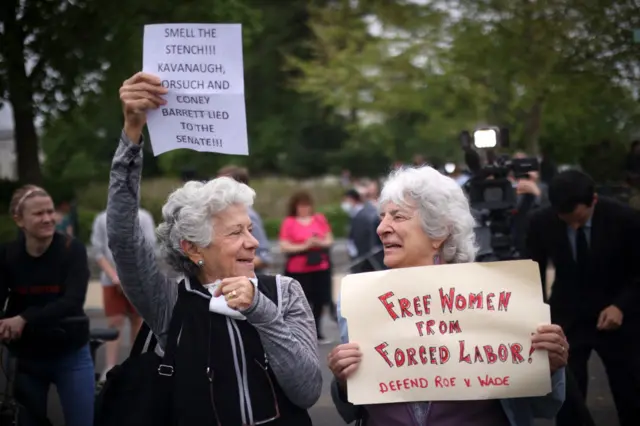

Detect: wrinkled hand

[214,277,256,311]
[0,316,26,341]
[119,72,168,132]
[531,324,568,375]
[597,305,623,331]
[328,343,362,384]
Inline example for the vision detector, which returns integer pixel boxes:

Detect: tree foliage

[290,0,640,172]
[1,0,256,183]
[39,0,350,183]
[4,0,640,185]
[1,0,126,183]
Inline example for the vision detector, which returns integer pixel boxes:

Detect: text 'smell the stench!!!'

[143,24,248,156]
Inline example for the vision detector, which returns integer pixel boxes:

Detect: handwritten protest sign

[142,24,248,156]
[341,260,552,404]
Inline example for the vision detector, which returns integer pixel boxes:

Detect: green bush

[0,210,99,245]
[0,180,21,213]
[263,217,281,240]
[139,197,165,226]
[1,175,348,245]
[0,204,348,247]
[77,178,180,224]
[0,178,83,215]
[317,204,349,239]
[0,215,17,243]
[77,209,100,244]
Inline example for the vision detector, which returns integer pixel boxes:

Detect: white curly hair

[155,177,255,276]
[379,166,478,263]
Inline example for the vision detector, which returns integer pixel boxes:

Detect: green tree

[39,0,257,184]
[442,0,640,154]
[1,0,254,184]
[291,0,640,168]
[41,0,350,180]
[0,0,129,183]
[288,1,478,163]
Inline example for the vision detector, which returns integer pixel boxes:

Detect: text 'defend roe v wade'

[341,260,552,405]
[143,23,248,156]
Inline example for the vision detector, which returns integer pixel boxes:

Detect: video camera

[460,127,540,260]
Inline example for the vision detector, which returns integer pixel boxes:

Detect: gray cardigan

[105,132,322,409]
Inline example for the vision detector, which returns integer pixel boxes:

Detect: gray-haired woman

[106,72,321,425]
[329,166,569,426]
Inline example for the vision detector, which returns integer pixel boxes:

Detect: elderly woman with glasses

[329,166,568,426]
[106,72,321,425]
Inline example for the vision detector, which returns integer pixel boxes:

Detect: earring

[433,253,441,265]
[197,259,204,267]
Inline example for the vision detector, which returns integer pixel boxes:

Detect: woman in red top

[279,191,334,343]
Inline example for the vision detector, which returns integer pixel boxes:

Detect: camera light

[473,129,498,149]
[444,163,456,174]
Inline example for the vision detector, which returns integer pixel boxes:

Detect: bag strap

[256,274,279,305]
[130,322,156,356]
[157,289,186,376]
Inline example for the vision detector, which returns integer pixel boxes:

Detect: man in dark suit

[341,189,383,273]
[526,170,640,426]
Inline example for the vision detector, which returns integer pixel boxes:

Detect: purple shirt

[427,400,510,425]
[365,400,510,426]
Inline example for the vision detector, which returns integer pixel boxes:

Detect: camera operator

[525,170,640,426]
[512,151,549,206]
[464,147,547,260]
[511,167,548,254]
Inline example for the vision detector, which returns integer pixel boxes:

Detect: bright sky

[0,103,12,132]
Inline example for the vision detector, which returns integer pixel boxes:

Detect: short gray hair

[156,177,256,276]
[379,166,478,264]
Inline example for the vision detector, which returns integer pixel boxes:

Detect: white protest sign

[142,23,248,156]
[341,260,552,405]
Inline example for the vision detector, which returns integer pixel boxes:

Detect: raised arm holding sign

[118,23,248,158]
[105,32,322,425]
[136,23,248,156]
[120,73,168,143]
[328,166,567,426]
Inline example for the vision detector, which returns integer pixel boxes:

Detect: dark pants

[556,320,640,426]
[13,344,95,426]
[288,269,332,338]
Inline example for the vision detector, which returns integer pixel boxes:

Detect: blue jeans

[15,344,95,426]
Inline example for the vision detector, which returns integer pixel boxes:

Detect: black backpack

[94,296,184,426]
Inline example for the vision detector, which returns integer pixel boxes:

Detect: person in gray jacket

[105,72,321,425]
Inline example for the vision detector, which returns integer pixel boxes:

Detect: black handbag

[94,299,184,426]
[305,250,323,266]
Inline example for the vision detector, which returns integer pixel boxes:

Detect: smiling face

[188,203,259,280]
[377,200,441,269]
[14,195,57,240]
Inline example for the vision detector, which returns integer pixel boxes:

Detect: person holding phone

[278,191,334,344]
